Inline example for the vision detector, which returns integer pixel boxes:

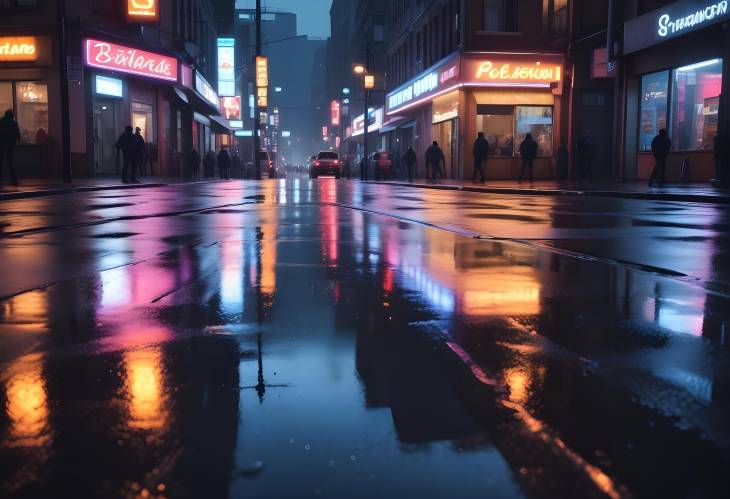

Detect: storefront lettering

[657,1,728,37]
[388,72,438,110]
[84,39,178,82]
[475,61,561,82]
[0,37,38,62]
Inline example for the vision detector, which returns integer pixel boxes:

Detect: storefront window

[15,81,48,144]
[0,82,12,115]
[639,71,669,152]
[670,59,722,151]
[476,105,514,156]
[514,106,553,156]
[131,101,154,144]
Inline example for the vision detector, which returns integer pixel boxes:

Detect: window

[477,105,514,156]
[15,81,48,144]
[638,59,722,152]
[639,71,669,151]
[670,59,722,151]
[0,82,12,116]
[484,0,518,32]
[515,106,553,157]
[476,105,554,157]
[543,0,568,34]
[131,101,154,143]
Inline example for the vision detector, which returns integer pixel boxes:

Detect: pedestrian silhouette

[472,132,489,183]
[402,146,417,183]
[649,128,672,187]
[189,149,201,179]
[218,147,231,180]
[426,141,445,181]
[556,141,569,180]
[518,133,538,183]
[116,126,138,183]
[0,110,21,186]
[232,150,241,179]
[133,127,146,179]
[204,151,216,178]
[576,131,595,182]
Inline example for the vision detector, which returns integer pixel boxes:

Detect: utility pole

[58,0,71,182]
[361,43,370,181]
[254,0,262,179]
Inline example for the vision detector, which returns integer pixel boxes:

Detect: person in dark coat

[133,127,146,178]
[232,150,241,179]
[556,142,569,181]
[203,151,216,178]
[425,141,445,181]
[116,126,137,183]
[217,147,231,180]
[189,149,201,179]
[0,110,21,186]
[518,133,538,183]
[472,132,489,183]
[575,131,595,182]
[649,128,672,187]
[713,132,729,186]
[402,146,417,182]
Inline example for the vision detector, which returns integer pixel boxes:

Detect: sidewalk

[0,176,205,201]
[371,179,730,204]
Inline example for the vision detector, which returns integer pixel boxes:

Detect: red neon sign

[84,39,177,82]
[330,100,341,126]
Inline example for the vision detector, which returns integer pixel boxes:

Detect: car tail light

[314,161,320,166]
[333,160,341,165]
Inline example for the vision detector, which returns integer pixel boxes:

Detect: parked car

[310,151,342,179]
[370,151,392,180]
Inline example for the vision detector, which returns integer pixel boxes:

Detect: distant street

[1,178,729,498]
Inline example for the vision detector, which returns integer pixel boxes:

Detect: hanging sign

[127,0,160,23]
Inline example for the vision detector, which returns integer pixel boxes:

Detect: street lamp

[352,63,366,75]
[353,62,372,180]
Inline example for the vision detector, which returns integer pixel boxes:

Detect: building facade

[379,0,570,181]
[0,0,233,181]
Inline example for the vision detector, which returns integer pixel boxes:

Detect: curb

[367,181,730,204]
[0,180,218,201]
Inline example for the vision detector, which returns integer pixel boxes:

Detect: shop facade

[0,33,59,177]
[384,52,566,181]
[622,0,730,182]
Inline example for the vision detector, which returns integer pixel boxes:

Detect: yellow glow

[0,37,38,62]
[353,64,366,75]
[505,367,530,404]
[474,60,562,83]
[364,75,375,89]
[124,349,167,431]
[5,356,51,447]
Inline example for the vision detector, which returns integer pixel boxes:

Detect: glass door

[93,99,118,174]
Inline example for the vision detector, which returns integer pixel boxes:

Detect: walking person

[402,146,417,183]
[189,149,201,179]
[649,128,672,187]
[556,141,570,181]
[203,151,216,178]
[472,132,489,183]
[133,127,146,178]
[426,141,445,182]
[576,131,595,183]
[217,146,231,180]
[518,133,538,183]
[116,126,138,183]
[232,149,242,179]
[0,110,21,186]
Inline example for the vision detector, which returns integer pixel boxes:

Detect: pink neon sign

[84,39,178,82]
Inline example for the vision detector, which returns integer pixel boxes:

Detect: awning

[379,116,408,134]
[173,87,189,104]
[209,114,233,134]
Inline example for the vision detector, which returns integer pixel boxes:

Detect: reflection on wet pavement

[0,179,729,498]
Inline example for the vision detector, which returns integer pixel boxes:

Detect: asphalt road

[0,178,728,499]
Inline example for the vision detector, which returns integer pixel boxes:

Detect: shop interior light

[676,59,722,72]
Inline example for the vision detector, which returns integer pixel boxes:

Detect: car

[310,151,342,179]
[370,151,392,180]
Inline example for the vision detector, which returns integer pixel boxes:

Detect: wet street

[0,178,729,499]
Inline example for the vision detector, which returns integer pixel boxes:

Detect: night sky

[236,0,333,38]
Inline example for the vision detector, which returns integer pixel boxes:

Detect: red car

[310,151,342,179]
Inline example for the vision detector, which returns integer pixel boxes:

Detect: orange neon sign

[127,0,159,22]
[0,37,38,62]
[471,60,561,85]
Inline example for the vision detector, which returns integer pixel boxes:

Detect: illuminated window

[476,105,554,157]
[15,81,48,144]
[515,106,553,157]
[0,82,12,116]
[639,71,669,152]
[476,105,514,157]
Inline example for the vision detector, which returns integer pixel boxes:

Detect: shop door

[432,119,458,178]
[93,100,118,174]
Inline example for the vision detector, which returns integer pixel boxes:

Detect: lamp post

[58,0,71,182]
[352,56,371,181]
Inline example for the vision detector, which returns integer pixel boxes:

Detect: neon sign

[217,38,235,96]
[195,72,218,108]
[220,96,241,120]
[0,37,38,62]
[84,39,177,81]
[473,61,561,83]
[95,75,124,97]
[331,100,341,126]
[658,1,727,37]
